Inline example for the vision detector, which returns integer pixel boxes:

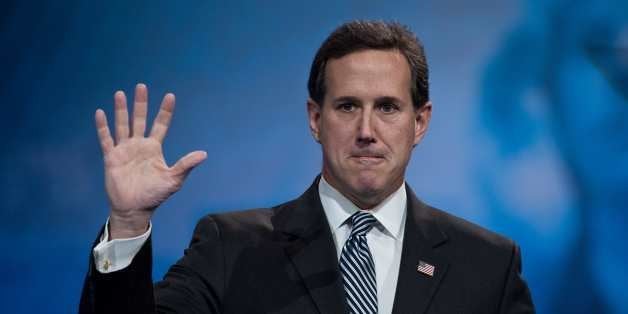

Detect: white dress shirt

[93,218,151,273]
[93,177,407,314]
[319,176,407,314]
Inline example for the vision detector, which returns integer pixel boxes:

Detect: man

[80,21,535,313]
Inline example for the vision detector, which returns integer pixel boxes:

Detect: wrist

[109,212,151,240]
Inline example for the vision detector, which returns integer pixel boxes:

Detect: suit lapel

[392,186,449,314]
[273,177,347,314]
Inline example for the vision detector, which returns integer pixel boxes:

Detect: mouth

[350,155,385,165]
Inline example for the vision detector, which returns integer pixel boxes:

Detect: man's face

[308,49,431,209]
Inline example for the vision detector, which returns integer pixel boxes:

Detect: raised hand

[95,84,207,239]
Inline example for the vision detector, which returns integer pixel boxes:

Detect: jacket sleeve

[79,225,155,314]
[498,244,536,314]
[79,215,225,314]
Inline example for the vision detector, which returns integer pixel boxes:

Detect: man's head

[308,20,429,110]
[307,20,432,209]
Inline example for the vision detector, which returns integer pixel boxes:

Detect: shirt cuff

[92,218,152,274]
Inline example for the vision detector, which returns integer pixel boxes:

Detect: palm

[105,137,174,213]
[95,84,206,237]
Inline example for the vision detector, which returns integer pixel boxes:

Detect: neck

[321,172,404,210]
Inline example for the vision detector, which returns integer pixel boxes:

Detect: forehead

[324,49,412,101]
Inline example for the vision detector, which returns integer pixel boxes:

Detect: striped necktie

[340,211,378,314]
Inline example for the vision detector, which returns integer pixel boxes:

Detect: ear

[413,101,432,146]
[307,98,322,143]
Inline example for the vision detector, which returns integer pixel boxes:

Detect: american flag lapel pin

[417,260,435,277]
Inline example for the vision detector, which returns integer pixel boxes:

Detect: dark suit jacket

[79,177,534,314]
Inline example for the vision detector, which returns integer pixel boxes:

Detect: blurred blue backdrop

[1,1,626,313]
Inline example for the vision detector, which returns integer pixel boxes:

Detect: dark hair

[308,20,429,109]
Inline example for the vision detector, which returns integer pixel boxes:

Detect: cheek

[322,135,351,159]
[381,122,416,151]
[321,119,355,151]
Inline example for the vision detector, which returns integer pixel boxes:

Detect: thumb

[171,150,207,178]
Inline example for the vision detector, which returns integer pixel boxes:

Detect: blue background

[1,1,626,313]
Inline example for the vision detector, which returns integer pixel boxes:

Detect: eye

[378,103,399,113]
[337,102,356,112]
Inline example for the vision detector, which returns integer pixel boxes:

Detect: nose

[357,107,376,146]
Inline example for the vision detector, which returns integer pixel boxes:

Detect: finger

[114,91,130,143]
[95,109,114,155]
[149,93,175,143]
[132,83,148,137]
[171,151,207,178]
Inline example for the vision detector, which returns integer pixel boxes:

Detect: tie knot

[349,211,377,237]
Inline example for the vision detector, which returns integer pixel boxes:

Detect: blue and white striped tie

[340,211,378,314]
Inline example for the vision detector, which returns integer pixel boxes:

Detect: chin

[351,173,384,196]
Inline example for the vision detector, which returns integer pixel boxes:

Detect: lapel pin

[417,260,435,277]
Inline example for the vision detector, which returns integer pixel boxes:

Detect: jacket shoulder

[427,205,516,256]
[191,197,299,241]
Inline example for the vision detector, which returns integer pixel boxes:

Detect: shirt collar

[318,175,407,239]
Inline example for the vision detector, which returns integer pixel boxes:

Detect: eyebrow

[332,96,362,104]
[374,96,403,104]
[331,96,404,104]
